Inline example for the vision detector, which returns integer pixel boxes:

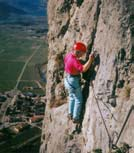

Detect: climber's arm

[82,53,94,72]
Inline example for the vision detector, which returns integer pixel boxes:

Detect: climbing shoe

[72,118,80,124]
[67,114,73,120]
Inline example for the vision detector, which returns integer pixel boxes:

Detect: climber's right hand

[89,52,95,62]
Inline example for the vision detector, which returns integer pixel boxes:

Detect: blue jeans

[64,74,83,120]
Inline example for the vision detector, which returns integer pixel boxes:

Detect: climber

[64,42,94,123]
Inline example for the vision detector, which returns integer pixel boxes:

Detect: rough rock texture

[40,0,134,153]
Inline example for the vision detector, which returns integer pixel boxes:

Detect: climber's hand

[89,52,95,62]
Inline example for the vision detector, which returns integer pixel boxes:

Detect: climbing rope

[114,105,134,146]
[91,82,113,151]
[97,95,117,121]
[91,81,134,152]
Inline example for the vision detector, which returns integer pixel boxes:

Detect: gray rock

[40,0,134,153]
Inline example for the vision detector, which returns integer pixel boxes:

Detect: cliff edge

[40,0,134,153]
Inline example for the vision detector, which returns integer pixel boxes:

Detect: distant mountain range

[0,2,26,19]
[0,0,47,16]
[0,0,47,24]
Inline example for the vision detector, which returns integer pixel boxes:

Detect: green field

[0,127,41,153]
[0,25,48,92]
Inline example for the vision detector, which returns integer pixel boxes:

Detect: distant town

[0,1,48,152]
[0,90,46,153]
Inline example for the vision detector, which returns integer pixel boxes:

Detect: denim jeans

[64,74,83,120]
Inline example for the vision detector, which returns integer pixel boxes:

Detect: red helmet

[73,42,87,52]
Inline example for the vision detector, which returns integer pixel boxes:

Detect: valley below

[0,11,48,153]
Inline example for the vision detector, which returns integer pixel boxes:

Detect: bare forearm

[82,58,93,72]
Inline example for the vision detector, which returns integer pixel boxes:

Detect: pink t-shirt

[64,52,83,75]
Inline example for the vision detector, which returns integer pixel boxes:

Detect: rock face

[40,0,134,153]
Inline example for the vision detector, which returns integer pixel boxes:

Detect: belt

[66,73,80,78]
